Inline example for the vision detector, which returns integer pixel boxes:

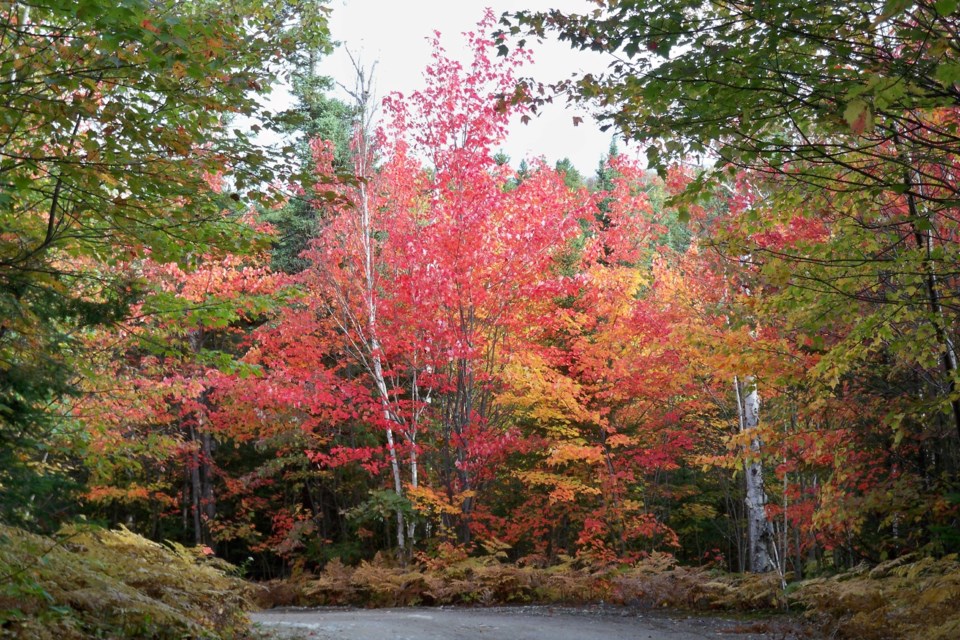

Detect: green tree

[591,140,619,229]
[505,2,960,182]
[0,0,331,527]
[555,157,585,190]
[263,58,354,274]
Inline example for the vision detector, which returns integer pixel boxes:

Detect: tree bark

[371,346,407,552]
[735,376,775,573]
[188,423,204,546]
[186,329,216,546]
[341,58,409,555]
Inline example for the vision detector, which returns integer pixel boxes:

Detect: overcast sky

[320,0,624,175]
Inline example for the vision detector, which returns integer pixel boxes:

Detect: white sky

[321,0,622,175]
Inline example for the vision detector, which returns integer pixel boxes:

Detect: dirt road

[251,605,793,639]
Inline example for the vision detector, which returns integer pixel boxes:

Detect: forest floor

[250,605,807,640]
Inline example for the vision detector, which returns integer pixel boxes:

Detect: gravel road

[251,605,797,639]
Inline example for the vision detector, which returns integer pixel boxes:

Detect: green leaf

[880,0,913,21]
[934,0,958,16]
[935,63,960,87]
[843,98,872,134]
[645,144,660,168]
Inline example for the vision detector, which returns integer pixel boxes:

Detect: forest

[1,1,960,638]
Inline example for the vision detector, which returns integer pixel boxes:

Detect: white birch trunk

[360,165,407,553]
[370,342,406,551]
[333,58,409,553]
[735,375,775,573]
[406,367,422,547]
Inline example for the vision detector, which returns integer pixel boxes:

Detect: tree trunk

[200,429,216,529]
[185,329,216,547]
[189,424,204,546]
[371,348,407,552]
[339,58,411,556]
[735,376,775,573]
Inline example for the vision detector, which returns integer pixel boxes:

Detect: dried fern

[793,554,960,640]
[0,524,251,639]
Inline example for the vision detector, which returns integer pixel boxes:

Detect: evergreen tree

[264,58,355,274]
[554,158,585,191]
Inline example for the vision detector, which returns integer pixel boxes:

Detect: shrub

[0,524,252,639]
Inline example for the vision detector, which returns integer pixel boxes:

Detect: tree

[0,0,331,526]
[301,61,415,553]
[76,210,283,545]
[491,155,726,563]
[504,0,960,557]
[503,0,960,433]
[246,12,589,556]
[555,158,585,190]
[262,55,354,274]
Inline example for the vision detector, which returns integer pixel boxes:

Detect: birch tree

[734,376,775,573]
[305,60,417,554]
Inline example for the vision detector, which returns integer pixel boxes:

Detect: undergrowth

[0,524,251,639]
[256,551,785,610]
[257,551,960,640]
[794,554,960,640]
